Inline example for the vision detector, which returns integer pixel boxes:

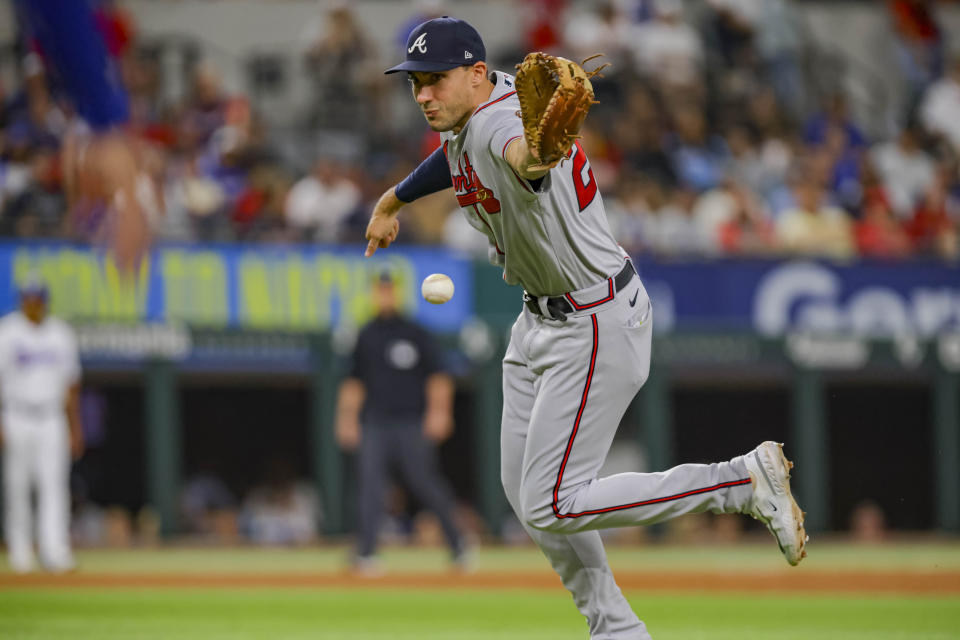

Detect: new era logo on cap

[385,16,486,74]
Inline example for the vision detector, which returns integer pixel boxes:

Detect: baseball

[421,273,455,304]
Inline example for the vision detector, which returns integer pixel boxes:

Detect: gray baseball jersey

[440,71,755,640]
[440,72,625,297]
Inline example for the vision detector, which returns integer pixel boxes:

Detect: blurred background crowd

[1,0,959,261]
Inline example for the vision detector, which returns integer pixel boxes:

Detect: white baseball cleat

[744,441,808,566]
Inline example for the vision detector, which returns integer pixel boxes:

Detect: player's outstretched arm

[503,136,554,181]
[364,188,403,257]
[365,146,452,257]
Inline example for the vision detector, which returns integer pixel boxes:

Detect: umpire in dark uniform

[336,271,465,572]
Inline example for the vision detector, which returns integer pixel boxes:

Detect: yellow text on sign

[13,249,149,322]
[238,254,416,330]
[160,250,229,326]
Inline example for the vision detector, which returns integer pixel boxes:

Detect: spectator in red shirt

[906,165,959,259]
[854,189,912,259]
[523,0,566,52]
[716,182,779,256]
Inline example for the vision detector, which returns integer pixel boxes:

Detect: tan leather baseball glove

[514,53,608,171]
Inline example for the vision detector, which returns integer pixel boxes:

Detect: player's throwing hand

[364,189,403,257]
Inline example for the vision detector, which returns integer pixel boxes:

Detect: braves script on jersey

[440,72,625,296]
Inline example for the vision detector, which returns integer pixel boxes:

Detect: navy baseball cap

[385,17,485,74]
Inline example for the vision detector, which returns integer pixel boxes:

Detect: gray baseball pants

[501,276,753,640]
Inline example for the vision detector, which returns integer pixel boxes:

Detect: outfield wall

[0,242,957,539]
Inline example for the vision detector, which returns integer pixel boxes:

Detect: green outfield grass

[0,588,957,639]
[1,543,958,639]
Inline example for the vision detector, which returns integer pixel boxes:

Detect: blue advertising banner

[1,241,957,337]
[0,241,474,333]
[635,258,960,337]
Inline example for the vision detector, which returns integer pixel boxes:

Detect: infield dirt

[2,569,958,594]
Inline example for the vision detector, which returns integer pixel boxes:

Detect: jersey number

[568,141,597,212]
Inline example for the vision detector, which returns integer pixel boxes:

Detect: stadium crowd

[0,0,958,261]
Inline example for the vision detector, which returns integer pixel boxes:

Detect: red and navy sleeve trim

[550,313,752,519]
[501,135,522,159]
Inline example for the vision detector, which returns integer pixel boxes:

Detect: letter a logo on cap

[408,33,428,54]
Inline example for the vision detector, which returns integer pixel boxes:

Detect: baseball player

[365,18,806,639]
[0,278,83,573]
